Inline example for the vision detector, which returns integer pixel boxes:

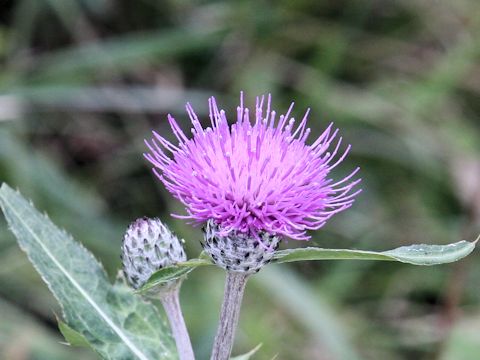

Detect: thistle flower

[144,93,361,242]
[121,217,186,290]
[145,94,361,360]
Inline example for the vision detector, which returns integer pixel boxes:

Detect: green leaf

[139,239,477,289]
[58,321,91,348]
[0,184,177,360]
[138,257,212,294]
[230,344,262,360]
[273,239,477,265]
[382,240,478,265]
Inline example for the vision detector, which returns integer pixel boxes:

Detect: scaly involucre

[145,94,361,240]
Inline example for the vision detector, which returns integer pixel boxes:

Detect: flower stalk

[211,272,249,360]
[121,217,194,359]
[160,285,195,360]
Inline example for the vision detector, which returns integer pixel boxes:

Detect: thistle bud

[202,220,280,274]
[121,217,186,290]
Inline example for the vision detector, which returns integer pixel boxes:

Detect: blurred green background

[0,0,479,359]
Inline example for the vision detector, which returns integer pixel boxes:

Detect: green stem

[210,272,249,360]
[160,286,195,360]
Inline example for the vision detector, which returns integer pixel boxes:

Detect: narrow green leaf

[0,184,177,360]
[138,257,212,294]
[58,321,91,347]
[273,248,391,263]
[138,266,195,294]
[273,239,477,265]
[230,344,262,360]
[138,239,477,293]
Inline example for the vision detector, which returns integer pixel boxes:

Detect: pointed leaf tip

[58,321,91,348]
[273,239,476,266]
[473,234,480,245]
[230,343,262,360]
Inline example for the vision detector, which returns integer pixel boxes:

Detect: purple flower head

[145,93,361,241]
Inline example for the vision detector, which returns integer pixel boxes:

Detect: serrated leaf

[0,184,177,360]
[273,239,477,265]
[230,344,262,359]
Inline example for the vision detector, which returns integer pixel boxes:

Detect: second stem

[160,286,195,360]
[210,272,249,360]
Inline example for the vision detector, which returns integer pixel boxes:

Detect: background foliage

[0,1,479,359]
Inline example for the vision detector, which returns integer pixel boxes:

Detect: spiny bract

[121,217,186,289]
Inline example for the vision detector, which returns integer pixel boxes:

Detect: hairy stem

[210,272,249,360]
[160,286,195,360]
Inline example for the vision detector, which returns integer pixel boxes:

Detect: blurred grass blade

[0,129,124,269]
[5,86,213,113]
[274,239,477,265]
[230,344,262,360]
[0,184,177,360]
[256,266,361,360]
[441,314,480,360]
[30,27,226,80]
[0,296,91,359]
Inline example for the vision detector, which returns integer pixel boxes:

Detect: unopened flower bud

[121,217,186,290]
[202,220,280,274]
